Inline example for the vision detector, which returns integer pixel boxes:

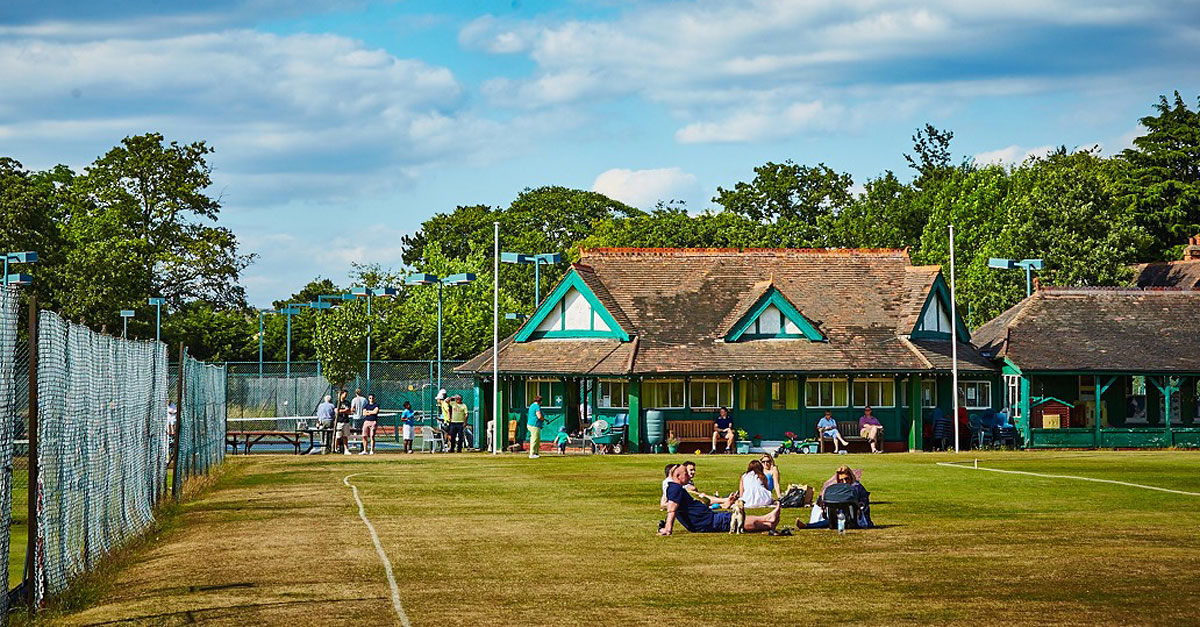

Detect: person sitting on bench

[659,464,780,535]
[859,405,884,454]
[710,407,735,454]
[817,410,849,452]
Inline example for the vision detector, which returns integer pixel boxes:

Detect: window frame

[688,377,732,410]
[853,378,896,408]
[645,378,686,410]
[805,378,848,409]
[597,379,629,409]
[525,378,562,409]
[957,380,992,410]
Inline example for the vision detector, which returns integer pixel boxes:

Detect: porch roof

[974,287,1200,373]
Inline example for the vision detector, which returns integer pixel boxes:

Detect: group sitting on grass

[657,459,873,535]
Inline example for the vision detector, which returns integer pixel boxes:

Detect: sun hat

[436,389,448,400]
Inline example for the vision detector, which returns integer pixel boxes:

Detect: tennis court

[36,450,1200,626]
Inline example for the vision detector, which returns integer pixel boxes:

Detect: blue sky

[2,1,1198,306]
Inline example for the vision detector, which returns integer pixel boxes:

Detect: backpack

[822,482,858,505]
[778,483,814,508]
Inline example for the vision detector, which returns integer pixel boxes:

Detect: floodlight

[119,310,135,318]
[5,274,32,286]
[444,273,476,286]
[405,273,438,285]
[148,297,166,306]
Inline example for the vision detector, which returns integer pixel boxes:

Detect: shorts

[336,422,351,438]
[860,426,879,439]
[822,429,839,439]
[703,511,733,533]
[402,424,414,440]
[362,419,378,430]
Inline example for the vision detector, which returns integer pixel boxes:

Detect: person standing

[400,401,417,454]
[527,394,544,459]
[360,393,380,455]
[350,389,368,453]
[436,389,452,453]
[448,394,469,453]
[335,389,353,455]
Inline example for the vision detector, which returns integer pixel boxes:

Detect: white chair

[420,425,445,453]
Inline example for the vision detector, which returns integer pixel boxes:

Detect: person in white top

[736,459,775,508]
[660,463,679,510]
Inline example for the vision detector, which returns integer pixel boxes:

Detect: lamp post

[148,297,166,343]
[350,286,398,394]
[3,251,37,286]
[282,301,329,378]
[119,309,135,339]
[258,309,278,378]
[988,258,1045,297]
[403,272,476,392]
[500,252,561,306]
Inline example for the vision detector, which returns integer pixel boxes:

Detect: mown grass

[41,451,1200,626]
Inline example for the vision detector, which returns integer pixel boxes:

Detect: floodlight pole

[120,310,135,339]
[149,297,165,343]
[493,221,500,455]
[950,225,960,454]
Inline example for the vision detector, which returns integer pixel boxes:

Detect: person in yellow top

[448,394,469,453]
[436,389,452,452]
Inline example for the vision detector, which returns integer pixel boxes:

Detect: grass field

[36,450,1200,626]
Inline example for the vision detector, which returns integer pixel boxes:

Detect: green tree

[60,133,254,332]
[313,299,369,389]
[0,158,72,309]
[827,171,925,250]
[161,302,256,361]
[1122,91,1200,259]
[713,161,853,232]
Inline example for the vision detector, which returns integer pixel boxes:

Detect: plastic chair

[931,408,953,451]
[419,425,445,453]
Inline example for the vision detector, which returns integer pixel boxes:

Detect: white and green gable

[514,269,630,341]
[911,275,971,341]
[724,287,824,342]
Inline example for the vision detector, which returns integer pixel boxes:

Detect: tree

[313,300,370,389]
[713,161,853,231]
[905,123,955,183]
[60,133,254,332]
[161,302,256,362]
[0,158,71,309]
[1122,92,1200,260]
[827,171,926,250]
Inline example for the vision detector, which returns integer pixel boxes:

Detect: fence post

[172,343,185,501]
[25,296,38,612]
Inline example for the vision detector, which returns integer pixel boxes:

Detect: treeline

[2,93,1197,363]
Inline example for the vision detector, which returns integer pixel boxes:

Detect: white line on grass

[344,473,412,627]
[936,462,1200,496]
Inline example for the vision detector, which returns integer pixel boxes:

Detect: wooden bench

[815,421,869,453]
[667,419,718,452]
[226,430,319,454]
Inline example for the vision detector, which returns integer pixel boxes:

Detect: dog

[728,499,746,534]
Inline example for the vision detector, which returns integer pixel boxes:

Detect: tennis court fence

[0,298,227,620]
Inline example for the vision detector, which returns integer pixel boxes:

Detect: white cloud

[591,167,698,208]
[972,144,1056,166]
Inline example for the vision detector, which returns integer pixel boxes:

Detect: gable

[515,270,629,342]
[725,287,824,342]
[911,275,971,341]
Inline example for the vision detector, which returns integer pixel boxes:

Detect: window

[645,379,685,409]
[853,378,895,408]
[525,378,562,408]
[918,293,953,334]
[597,379,628,409]
[1126,375,1147,423]
[1004,375,1021,420]
[689,378,732,410]
[901,379,936,408]
[806,378,848,408]
[958,381,991,410]
[771,377,800,410]
[740,380,767,410]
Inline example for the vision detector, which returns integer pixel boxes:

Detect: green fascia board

[725,287,824,342]
[1001,358,1023,375]
[1023,370,1200,377]
[1031,396,1075,408]
[912,274,971,342]
[513,269,629,342]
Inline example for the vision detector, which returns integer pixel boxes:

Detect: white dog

[729,499,746,534]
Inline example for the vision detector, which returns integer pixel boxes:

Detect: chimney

[1185,235,1200,261]
[1032,277,1041,292]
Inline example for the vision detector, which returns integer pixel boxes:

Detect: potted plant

[735,428,751,454]
[751,433,763,448]
[666,431,679,454]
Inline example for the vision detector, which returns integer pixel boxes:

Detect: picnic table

[226,428,331,455]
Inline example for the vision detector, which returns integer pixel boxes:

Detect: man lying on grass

[659,464,781,535]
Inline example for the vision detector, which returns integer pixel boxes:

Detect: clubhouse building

[460,248,997,452]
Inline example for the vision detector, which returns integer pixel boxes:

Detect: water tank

[645,409,665,447]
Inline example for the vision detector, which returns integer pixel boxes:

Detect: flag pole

[950,224,960,454]
[493,221,500,455]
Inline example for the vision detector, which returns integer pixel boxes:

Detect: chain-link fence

[32,311,170,605]
[173,352,226,492]
[225,375,327,419]
[0,288,17,619]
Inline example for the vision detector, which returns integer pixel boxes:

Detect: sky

[2,0,1198,307]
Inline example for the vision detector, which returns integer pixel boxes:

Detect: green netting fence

[32,310,171,605]
[0,288,17,620]
[173,351,226,492]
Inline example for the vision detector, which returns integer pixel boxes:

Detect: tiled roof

[1133,260,1200,290]
[972,288,1200,373]
[460,248,994,376]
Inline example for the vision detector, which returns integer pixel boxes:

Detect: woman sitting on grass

[759,453,782,500]
[736,459,775,508]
